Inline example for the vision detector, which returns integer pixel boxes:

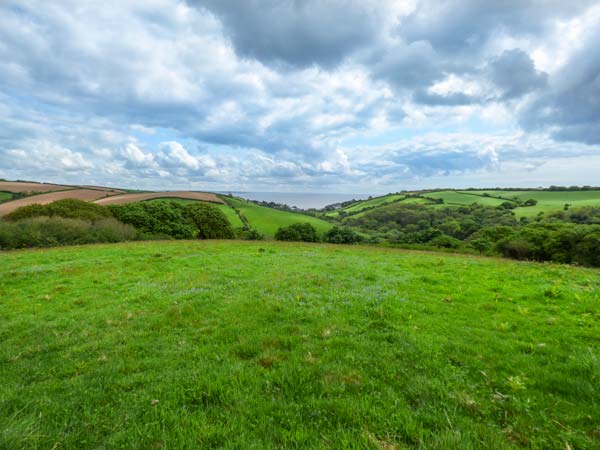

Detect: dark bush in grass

[5,199,113,222]
[109,201,234,240]
[235,228,265,240]
[109,202,197,239]
[323,226,362,244]
[184,203,234,239]
[0,217,139,250]
[275,223,319,242]
[429,234,461,249]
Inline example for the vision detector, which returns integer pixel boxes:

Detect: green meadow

[223,196,333,237]
[335,189,600,219]
[1,241,598,449]
[0,192,12,203]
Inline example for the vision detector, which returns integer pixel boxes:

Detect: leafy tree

[470,238,492,254]
[184,203,234,239]
[323,226,362,244]
[275,223,319,242]
[109,201,197,238]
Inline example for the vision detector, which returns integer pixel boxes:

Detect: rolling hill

[0,180,332,238]
[330,189,600,220]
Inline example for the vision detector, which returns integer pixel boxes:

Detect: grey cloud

[413,90,479,106]
[397,0,595,54]
[489,49,547,99]
[192,0,387,68]
[520,27,600,144]
[370,41,442,91]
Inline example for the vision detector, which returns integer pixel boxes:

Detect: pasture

[1,241,598,449]
[223,196,333,238]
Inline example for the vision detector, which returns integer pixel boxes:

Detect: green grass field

[145,198,245,229]
[1,241,598,449]
[341,190,600,220]
[0,192,12,204]
[224,196,333,237]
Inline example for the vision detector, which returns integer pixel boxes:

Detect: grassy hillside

[224,196,334,237]
[335,189,600,219]
[463,190,600,217]
[1,241,598,449]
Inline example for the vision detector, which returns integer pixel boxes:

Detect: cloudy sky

[1,0,599,193]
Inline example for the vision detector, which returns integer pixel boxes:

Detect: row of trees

[345,203,600,267]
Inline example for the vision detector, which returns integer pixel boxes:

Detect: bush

[5,199,113,222]
[0,217,138,250]
[109,202,197,239]
[323,226,362,244]
[184,203,234,239]
[236,228,265,240]
[275,223,319,242]
[429,234,461,249]
[109,201,234,240]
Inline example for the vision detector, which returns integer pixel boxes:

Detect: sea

[224,192,371,210]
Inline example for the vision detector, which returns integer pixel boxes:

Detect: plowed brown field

[94,191,224,205]
[0,189,116,216]
[0,181,73,193]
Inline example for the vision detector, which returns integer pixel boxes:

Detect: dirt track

[0,189,115,216]
[94,192,224,205]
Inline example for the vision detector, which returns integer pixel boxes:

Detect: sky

[1,0,599,194]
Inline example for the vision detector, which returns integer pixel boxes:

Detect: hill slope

[223,196,333,237]
[332,189,600,220]
[1,241,598,449]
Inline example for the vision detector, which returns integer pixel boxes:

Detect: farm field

[0,181,74,193]
[336,189,600,219]
[94,191,224,205]
[0,192,12,203]
[0,189,116,217]
[0,241,598,449]
[462,190,600,217]
[224,196,333,237]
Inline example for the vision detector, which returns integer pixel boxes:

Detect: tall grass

[0,217,139,249]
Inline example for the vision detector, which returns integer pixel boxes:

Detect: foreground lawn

[0,241,598,449]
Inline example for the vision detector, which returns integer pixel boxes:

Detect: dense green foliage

[185,203,234,239]
[275,222,319,242]
[345,203,600,267]
[0,217,138,249]
[4,199,113,222]
[323,226,363,244]
[109,201,233,240]
[1,241,598,448]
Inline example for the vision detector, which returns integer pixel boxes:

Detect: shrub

[184,203,234,239]
[109,202,197,239]
[5,199,113,222]
[236,228,265,240]
[109,201,234,240]
[324,226,363,244]
[429,234,461,249]
[275,223,319,242]
[0,217,138,250]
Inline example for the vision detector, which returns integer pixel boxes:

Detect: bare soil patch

[0,181,73,193]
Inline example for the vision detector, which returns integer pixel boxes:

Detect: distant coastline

[224,192,370,209]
